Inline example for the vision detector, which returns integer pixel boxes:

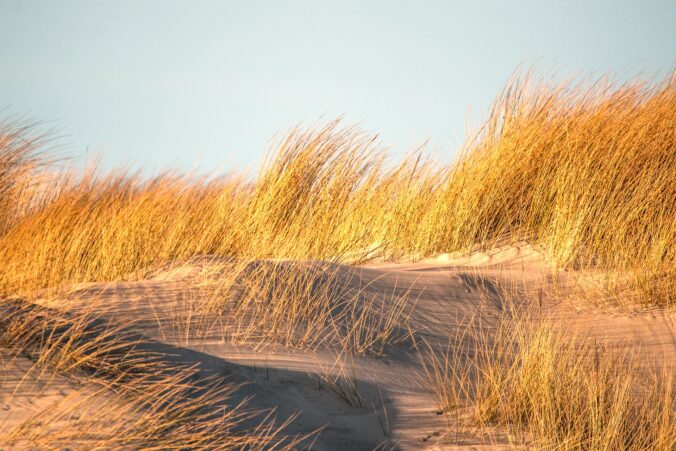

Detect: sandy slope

[1,246,674,449]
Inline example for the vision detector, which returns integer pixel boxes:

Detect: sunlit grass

[422,312,675,449]
[0,72,672,305]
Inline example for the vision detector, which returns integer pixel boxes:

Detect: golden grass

[2,370,295,450]
[209,259,414,353]
[157,259,415,354]
[0,298,303,449]
[422,313,675,449]
[0,71,673,306]
[0,117,52,234]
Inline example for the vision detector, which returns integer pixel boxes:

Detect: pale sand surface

[2,246,674,449]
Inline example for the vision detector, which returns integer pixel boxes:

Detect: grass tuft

[423,313,675,449]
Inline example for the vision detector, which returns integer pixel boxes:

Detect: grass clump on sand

[423,314,675,449]
[0,299,304,449]
[187,259,415,354]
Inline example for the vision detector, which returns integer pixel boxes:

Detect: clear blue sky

[1,0,674,173]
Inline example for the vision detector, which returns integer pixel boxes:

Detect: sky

[1,0,674,174]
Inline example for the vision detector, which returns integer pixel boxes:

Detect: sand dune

[2,246,672,449]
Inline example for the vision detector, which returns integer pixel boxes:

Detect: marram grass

[0,71,673,305]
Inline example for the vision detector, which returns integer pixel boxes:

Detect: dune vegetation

[423,313,674,449]
[0,298,303,449]
[0,70,674,449]
[0,72,674,305]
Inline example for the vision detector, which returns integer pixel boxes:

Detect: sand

[1,245,674,449]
